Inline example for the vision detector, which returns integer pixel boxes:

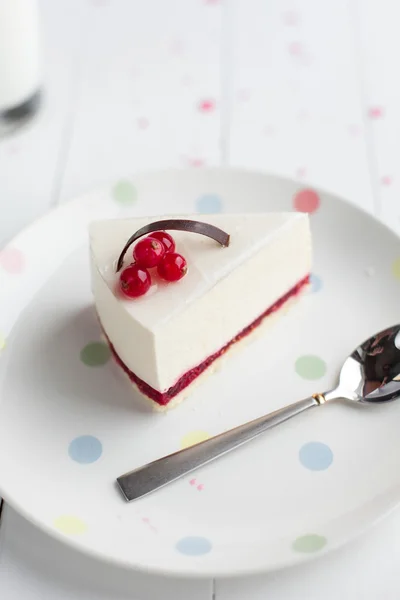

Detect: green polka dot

[112,180,137,205]
[295,355,326,380]
[292,534,327,553]
[80,342,111,367]
[392,258,400,280]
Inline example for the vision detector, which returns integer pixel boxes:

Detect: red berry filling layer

[103,274,310,406]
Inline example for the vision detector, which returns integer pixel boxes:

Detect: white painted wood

[228,0,374,211]
[352,0,400,232]
[0,0,92,246]
[0,505,212,600]
[59,0,223,202]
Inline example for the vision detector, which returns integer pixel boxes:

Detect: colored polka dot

[180,430,210,450]
[381,175,392,186]
[0,247,25,274]
[288,41,304,57]
[176,536,212,556]
[292,534,327,553]
[198,99,215,112]
[68,435,102,464]
[293,189,320,213]
[295,355,326,380]
[310,274,322,293]
[196,193,222,213]
[80,342,111,367]
[392,258,400,280]
[112,180,137,205]
[54,515,87,535]
[299,442,333,471]
[368,106,384,119]
[137,117,149,130]
[0,334,5,351]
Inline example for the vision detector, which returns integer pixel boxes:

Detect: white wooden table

[1,0,400,598]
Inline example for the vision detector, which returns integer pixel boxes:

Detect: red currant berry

[133,237,165,268]
[119,265,151,298]
[157,253,187,282]
[149,231,176,254]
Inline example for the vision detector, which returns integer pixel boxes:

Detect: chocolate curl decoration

[116,219,230,272]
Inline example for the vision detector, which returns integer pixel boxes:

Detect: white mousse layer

[90,213,311,393]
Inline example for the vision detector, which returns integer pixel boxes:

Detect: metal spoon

[117,324,400,502]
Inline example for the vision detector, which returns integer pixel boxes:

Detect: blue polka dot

[299,442,333,471]
[176,536,212,556]
[68,435,102,464]
[310,274,322,293]
[196,193,222,213]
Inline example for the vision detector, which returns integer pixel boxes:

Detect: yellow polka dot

[180,430,210,449]
[392,258,400,280]
[54,515,87,535]
[0,334,5,351]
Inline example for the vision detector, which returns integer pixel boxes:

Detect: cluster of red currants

[119,231,187,298]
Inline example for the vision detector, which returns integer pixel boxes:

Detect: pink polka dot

[169,39,184,56]
[198,99,215,113]
[237,89,251,102]
[348,124,361,136]
[283,11,300,26]
[293,189,320,214]
[7,144,19,155]
[368,106,384,119]
[381,175,392,186]
[183,157,205,168]
[296,167,307,180]
[288,41,303,56]
[137,117,149,130]
[0,248,25,274]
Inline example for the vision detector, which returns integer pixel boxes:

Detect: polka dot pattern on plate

[112,180,137,205]
[310,274,322,293]
[69,435,103,464]
[180,430,210,450]
[299,442,333,471]
[176,536,212,556]
[80,342,111,367]
[54,516,88,535]
[293,189,320,213]
[392,258,400,280]
[0,247,25,274]
[198,99,215,112]
[292,534,327,553]
[196,193,222,213]
[295,355,326,380]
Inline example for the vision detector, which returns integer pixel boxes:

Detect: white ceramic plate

[1,169,400,578]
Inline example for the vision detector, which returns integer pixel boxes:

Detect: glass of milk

[0,0,41,134]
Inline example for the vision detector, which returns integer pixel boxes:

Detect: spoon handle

[117,395,321,502]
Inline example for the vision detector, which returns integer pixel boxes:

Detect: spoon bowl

[337,324,400,403]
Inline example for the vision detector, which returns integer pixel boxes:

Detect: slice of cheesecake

[89,213,311,410]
